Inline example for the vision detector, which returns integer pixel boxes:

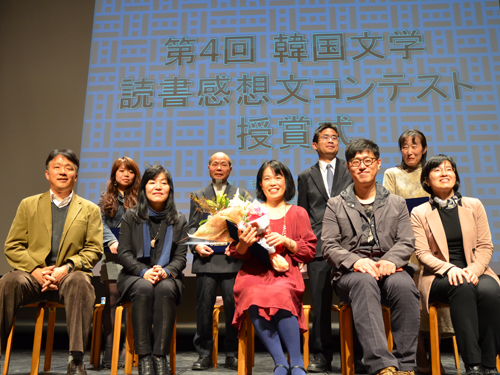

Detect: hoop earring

[113,181,118,187]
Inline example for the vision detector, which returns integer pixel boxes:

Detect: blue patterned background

[78,0,500,271]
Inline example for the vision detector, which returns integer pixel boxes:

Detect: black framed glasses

[349,157,377,167]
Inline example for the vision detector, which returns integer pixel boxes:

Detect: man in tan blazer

[0,149,103,375]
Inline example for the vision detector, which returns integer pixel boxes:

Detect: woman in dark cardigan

[117,165,188,375]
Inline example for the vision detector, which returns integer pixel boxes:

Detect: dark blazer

[188,183,252,274]
[297,158,352,257]
[117,209,188,303]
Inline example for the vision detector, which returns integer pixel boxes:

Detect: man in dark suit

[297,123,352,372]
[0,149,103,375]
[189,152,252,371]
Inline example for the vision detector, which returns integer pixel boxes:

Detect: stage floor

[3,350,465,375]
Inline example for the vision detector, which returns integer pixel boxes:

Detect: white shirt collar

[318,158,337,172]
[50,190,73,208]
[212,182,227,196]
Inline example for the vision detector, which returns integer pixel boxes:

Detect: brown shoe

[67,359,87,375]
[377,366,397,375]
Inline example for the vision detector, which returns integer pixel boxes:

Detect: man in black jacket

[189,152,252,371]
[297,123,352,372]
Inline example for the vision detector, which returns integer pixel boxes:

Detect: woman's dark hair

[256,160,296,202]
[312,122,340,143]
[99,157,141,218]
[45,149,80,172]
[421,154,460,195]
[398,129,428,170]
[345,139,380,162]
[135,165,178,224]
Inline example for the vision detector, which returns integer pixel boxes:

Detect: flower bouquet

[237,200,289,272]
[189,189,249,244]
[188,190,289,272]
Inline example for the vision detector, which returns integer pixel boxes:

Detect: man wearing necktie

[297,123,352,372]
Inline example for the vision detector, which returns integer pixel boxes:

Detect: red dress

[230,205,316,333]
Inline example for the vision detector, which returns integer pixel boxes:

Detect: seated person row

[411,155,500,375]
[0,149,103,375]
[322,139,420,375]
[116,165,188,375]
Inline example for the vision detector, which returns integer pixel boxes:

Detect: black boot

[152,355,169,375]
[138,355,154,375]
[131,295,154,355]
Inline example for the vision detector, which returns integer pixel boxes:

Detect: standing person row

[297,123,353,372]
[98,157,141,368]
[383,130,452,374]
[0,149,103,375]
[189,152,251,371]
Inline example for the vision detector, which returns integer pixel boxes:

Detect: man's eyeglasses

[349,157,377,167]
[320,135,338,141]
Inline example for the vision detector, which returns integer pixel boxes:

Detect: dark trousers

[0,270,95,354]
[429,274,500,368]
[336,271,420,374]
[193,273,238,358]
[126,277,178,356]
[307,258,334,361]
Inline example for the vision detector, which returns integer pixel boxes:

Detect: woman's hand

[109,241,119,254]
[265,232,297,253]
[464,269,479,286]
[236,226,258,254]
[447,267,478,286]
[144,266,168,284]
[143,268,158,284]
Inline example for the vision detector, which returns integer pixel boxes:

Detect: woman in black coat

[117,165,188,375]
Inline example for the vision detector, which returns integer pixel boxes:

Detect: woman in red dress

[230,160,316,375]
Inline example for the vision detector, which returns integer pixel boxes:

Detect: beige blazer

[411,197,500,312]
[4,191,103,275]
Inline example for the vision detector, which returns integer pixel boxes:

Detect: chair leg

[452,335,460,369]
[90,304,104,368]
[238,311,255,375]
[339,304,354,375]
[3,317,16,375]
[212,306,221,368]
[249,315,254,370]
[30,304,46,375]
[429,305,441,375]
[124,306,134,375]
[111,306,124,375]
[302,305,311,369]
[170,317,176,375]
[496,355,500,373]
[43,306,57,371]
[382,307,393,352]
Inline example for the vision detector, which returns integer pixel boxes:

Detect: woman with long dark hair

[412,155,500,375]
[230,160,316,375]
[98,156,141,367]
[117,165,188,375]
